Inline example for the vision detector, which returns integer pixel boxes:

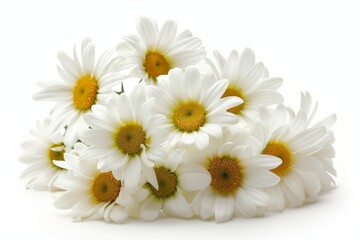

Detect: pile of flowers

[20,17,336,223]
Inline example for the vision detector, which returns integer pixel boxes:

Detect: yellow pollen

[173,102,206,132]
[149,167,177,199]
[72,75,98,111]
[114,123,146,155]
[221,86,246,114]
[92,172,121,203]
[208,156,243,195]
[48,143,65,168]
[144,52,171,81]
[262,141,294,177]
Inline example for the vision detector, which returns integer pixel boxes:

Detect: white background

[0,0,359,239]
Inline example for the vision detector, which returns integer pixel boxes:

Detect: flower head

[206,49,284,122]
[81,82,165,191]
[117,17,206,84]
[138,149,211,221]
[33,38,125,146]
[248,92,336,210]
[19,118,69,191]
[54,143,135,223]
[190,133,281,222]
[150,67,242,150]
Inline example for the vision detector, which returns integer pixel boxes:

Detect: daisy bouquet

[20,17,336,223]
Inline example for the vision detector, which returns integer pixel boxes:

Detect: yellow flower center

[48,143,65,168]
[114,123,146,155]
[144,52,171,81]
[173,101,206,132]
[221,86,246,115]
[208,156,244,195]
[92,172,121,203]
[262,141,294,177]
[72,75,98,111]
[149,167,177,199]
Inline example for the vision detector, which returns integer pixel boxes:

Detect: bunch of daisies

[20,17,336,223]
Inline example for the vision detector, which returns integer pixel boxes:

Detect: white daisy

[137,149,211,221]
[54,143,135,223]
[190,133,281,222]
[248,93,336,211]
[149,66,242,150]
[81,82,165,191]
[19,118,69,191]
[205,48,284,122]
[33,38,125,146]
[117,17,206,84]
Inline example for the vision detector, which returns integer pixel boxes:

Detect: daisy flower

[117,17,206,84]
[248,93,336,211]
[33,38,125,146]
[190,133,281,222]
[205,48,284,122]
[149,66,242,150]
[137,149,211,221]
[19,118,69,191]
[81,82,165,190]
[54,143,135,223]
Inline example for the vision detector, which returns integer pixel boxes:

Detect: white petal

[165,149,183,172]
[194,131,209,150]
[163,193,192,219]
[234,189,258,217]
[247,155,282,169]
[124,156,141,191]
[136,17,158,46]
[213,50,226,70]
[204,79,229,108]
[283,173,305,203]
[295,169,321,201]
[54,190,87,210]
[80,129,113,147]
[200,124,222,138]
[223,50,240,81]
[257,77,283,90]
[191,189,205,215]
[243,187,269,206]
[109,205,127,223]
[156,20,177,51]
[200,188,215,219]
[245,167,280,187]
[83,112,114,131]
[266,186,285,211]
[290,127,326,155]
[142,164,158,190]
[182,132,197,144]
[215,195,234,222]
[178,166,211,191]
[140,196,162,221]
[57,51,81,78]
[140,145,155,168]
[218,142,235,156]
[230,145,252,160]
[82,43,95,74]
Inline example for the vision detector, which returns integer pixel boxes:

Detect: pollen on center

[149,167,177,199]
[144,52,171,81]
[72,75,98,111]
[114,123,146,155]
[208,156,244,195]
[173,101,206,132]
[92,172,121,203]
